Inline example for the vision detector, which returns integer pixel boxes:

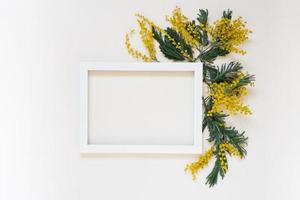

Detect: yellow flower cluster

[166,7,199,47]
[219,143,228,172]
[207,73,252,116]
[223,142,242,158]
[186,23,201,41]
[137,19,156,60]
[135,13,193,61]
[135,14,163,33]
[206,16,252,55]
[185,145,214,180]
[125,30,153,62]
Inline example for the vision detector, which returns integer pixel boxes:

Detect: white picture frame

[80,62,202,154]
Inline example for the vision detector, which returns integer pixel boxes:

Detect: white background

[0,0,299,200]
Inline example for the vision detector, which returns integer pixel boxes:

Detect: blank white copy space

[88,70,194,145]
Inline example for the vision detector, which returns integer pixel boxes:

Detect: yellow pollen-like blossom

[223,142,242,158]
[125,30,152,62]
[137,19,156,60]
[186,23,201,41]
[207,73,252,116]
[166,7,199,47]
[135,13,193,61]
[185,145,214,180]
[219,143,228,172]
[206,16,252,55]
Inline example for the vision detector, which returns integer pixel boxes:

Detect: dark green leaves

[206,159,222,187]
[199,47,229,63]
[202,95,248,186]
[152,28,184,61]
[211,62,243,83]
[197,9,209,46]
[152,27,193,61]
[223,9,233,19]
[203,64,217,83]
[197,9,208,25]
[166,28,193,58]
[203,62,255,88]
[235,74,255,88]
[223,127,248,157]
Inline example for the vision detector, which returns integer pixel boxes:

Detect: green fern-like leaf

[223,127,248,157]
[223,9,233,19]
[211,62,243,83]
[197,9,209,46]
[165,28,194,59]
[206,157,227,187]
[235,74,255,88]
[197,9,208,25]
[200,47,229,63]
[152,28,185,61]
[203,64,217,83]
[152,27,194,61]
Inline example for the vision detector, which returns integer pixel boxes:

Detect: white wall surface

[0,0,299,200]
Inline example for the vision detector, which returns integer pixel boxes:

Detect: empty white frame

[80,62,202,154]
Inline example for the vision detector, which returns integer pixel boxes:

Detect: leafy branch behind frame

[125,7,255,187]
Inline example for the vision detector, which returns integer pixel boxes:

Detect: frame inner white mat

[88,70,194,146]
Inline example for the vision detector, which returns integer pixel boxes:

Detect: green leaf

[211,62,243,83]
[152,28,185,61]
[200,47,229,63]
[165,28,194,59]
[203,64,217,83]
[152,27,193,61]
[235,74,255,88]
[206,158,224,187]
[201,31,209,46]
[206,64,218,81]
[196,9,209,46]
[223,9,233,19]
[223,127,248,157]
[197,9,208,25]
